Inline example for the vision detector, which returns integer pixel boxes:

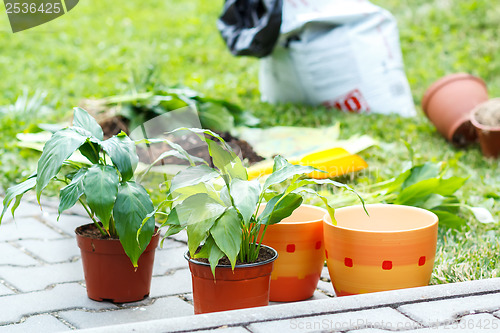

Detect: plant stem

[78,198,107,236]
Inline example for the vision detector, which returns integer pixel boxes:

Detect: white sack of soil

[259,0,416,117]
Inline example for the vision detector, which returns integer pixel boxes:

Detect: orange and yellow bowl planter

[261,205,327,302]
[323,204,438,296]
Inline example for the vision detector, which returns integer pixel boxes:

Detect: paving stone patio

[0,197,499,332]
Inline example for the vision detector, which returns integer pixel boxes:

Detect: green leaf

[83,165,119,229]
[36,127,90,202]
[175,193,226,256]
[113,181,155,267]
[431,210,466,230]
[401,162,440,190]
[469,207,495,224]
[193,236,224,277]
[257,193,303,226]
[395,178,440,205]
[73,107,104,140]
[170,164,219,192]
[206,139,247,181]
[79,140,101,164]
[1,175,37,222]
[101,134,138,181]
[198,102,235,133]
[227,179,261,224]
[435,177,468,196]
[58,168,87,218]
[263,156,317,190]
[210,208,242,269]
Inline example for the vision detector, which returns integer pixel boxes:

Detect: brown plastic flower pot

[185,245,278,314]
[471,99,500,158]
[422,73,488,145]
[75,224,160,303]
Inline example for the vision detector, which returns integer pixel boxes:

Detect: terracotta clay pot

[323,204,438,296]
[422,73,488,145]
[261,204,326,302]
[471,99,500,158]
[185,245,277,314]
[76,224,160,303]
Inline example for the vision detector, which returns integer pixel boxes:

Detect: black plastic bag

[217,0,282,58]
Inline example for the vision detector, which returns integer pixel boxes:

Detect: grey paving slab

[0,260,83,292]
[0,283,14,296]
[74,278,500,333]
[321,266,330,280]
[196,328,250,333]
[59,296,193,329]
[0,218,64,241]
[317,280,336,296]
[0,201,47,221]
[41,214,91,237]
[249,307,418,333]
[0,243,39,266]
[0,314,70,333]
[153,246,189,275]
[17,238,80,263]
[0,283,117,324]
[159,237,185,249]
[149,269,192,298]
[163,229,187,243]
[398,292,500,326]
[353,313,500,333]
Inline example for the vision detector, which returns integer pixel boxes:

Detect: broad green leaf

[79,140,100,164]
[293,187,337,224]
[228,179,261,224]
[113,181,155,267]
[193,236,224,277]
[101,133,138,181]
[176,193,226,255]
[431,210,466,230]
[207,139,247,181]
[257,193,303,226]
[140,149,206,180]
[83,165,119,229]
[210,208,242,269]
[469,207,495,224]
[395,178,440,205]
[402,163,440,190]
[36,127,90,202]
[272,155,290,172]
[198,102,235,133]
[421,194,446,210]
[263,157,317,190]
[170,164,219,192]
[435,177,468,196]
[1,175,37,222]
[58,168,87,218]
[73,107,104,140]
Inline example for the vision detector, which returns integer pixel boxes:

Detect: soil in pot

[473,100,500,127]
[186,245,278,314]
[76,223,159,303]
[471,99,500,158]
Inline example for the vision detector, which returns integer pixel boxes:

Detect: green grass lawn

[0,0,499,283]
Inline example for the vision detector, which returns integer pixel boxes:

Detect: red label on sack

[323,89,370,113]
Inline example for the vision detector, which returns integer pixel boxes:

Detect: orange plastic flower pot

[185,245,277,314]
[323,204,438,296]
[261,204,327,302]
[75,224,160,303]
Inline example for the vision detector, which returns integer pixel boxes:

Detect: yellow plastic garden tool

[247,147,368,180]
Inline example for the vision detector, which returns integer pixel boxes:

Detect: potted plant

[0,108,159,303]
[152,128,363,313]
[471,98,500,158]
